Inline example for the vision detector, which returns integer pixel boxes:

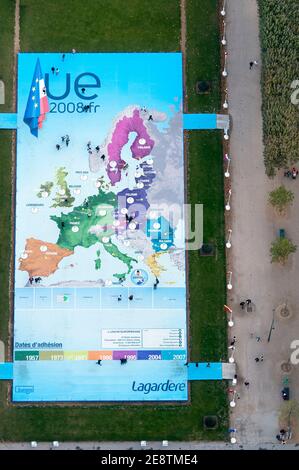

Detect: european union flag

[23,58,49,137]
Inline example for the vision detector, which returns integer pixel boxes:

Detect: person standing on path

[249,60,258,69]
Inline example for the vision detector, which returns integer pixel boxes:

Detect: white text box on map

[102,329,142,348]
[142,328,185,349]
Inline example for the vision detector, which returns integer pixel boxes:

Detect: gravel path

[226,0,299,446]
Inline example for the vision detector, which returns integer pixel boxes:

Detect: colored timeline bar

[14,350,187,361]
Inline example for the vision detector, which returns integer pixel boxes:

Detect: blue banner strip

[0,113,18,129]
[187,362,222,380]
[0,363,14,380]
[183,113,217,130]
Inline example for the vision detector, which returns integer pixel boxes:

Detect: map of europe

[18,105,185,288]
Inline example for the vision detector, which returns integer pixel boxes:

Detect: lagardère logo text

[132,380,186,395]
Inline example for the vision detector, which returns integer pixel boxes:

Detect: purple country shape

[107,109,155,185]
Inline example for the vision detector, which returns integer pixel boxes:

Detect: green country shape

[51,189,117,251]
[102,240,137,276]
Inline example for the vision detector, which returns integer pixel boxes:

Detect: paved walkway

[226,0,299,446]
[0,441,298,451]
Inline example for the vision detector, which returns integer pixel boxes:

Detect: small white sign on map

[142,329,185,349]
[102,329,142,348]
[56,294,70,303]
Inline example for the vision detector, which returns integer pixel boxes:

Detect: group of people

[87,141,101,153]
[116,277,159,290]
[249,60,258,69]
[239,299,252,310]
[28,276,42,285]
[254,355,264,363]
[117,294,134,301]
[284,167,298,180]
[50,66,60,75]
[185,362,211,368]
[96,358,127,366]
[50,50,77,73]
[56,135,70,150]
[276,429,288,444]
[140,106,154,121]
[86,141,105,160]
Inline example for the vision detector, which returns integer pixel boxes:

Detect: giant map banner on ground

[13,53,187,401]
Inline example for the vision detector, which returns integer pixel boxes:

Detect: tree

[269,186,294,215]
[270,237,297,264]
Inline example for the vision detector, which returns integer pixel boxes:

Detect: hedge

[258,0,299,176]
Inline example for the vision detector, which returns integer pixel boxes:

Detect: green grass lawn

[186,0,221,112]
[185,1,226,363]
[0,0,15,112]
[0,0,15,353]
[188,131,226,362]
[20,0,181,52]
[0,0,227,441]
[0,380,227,441]
[0,133,13,349]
